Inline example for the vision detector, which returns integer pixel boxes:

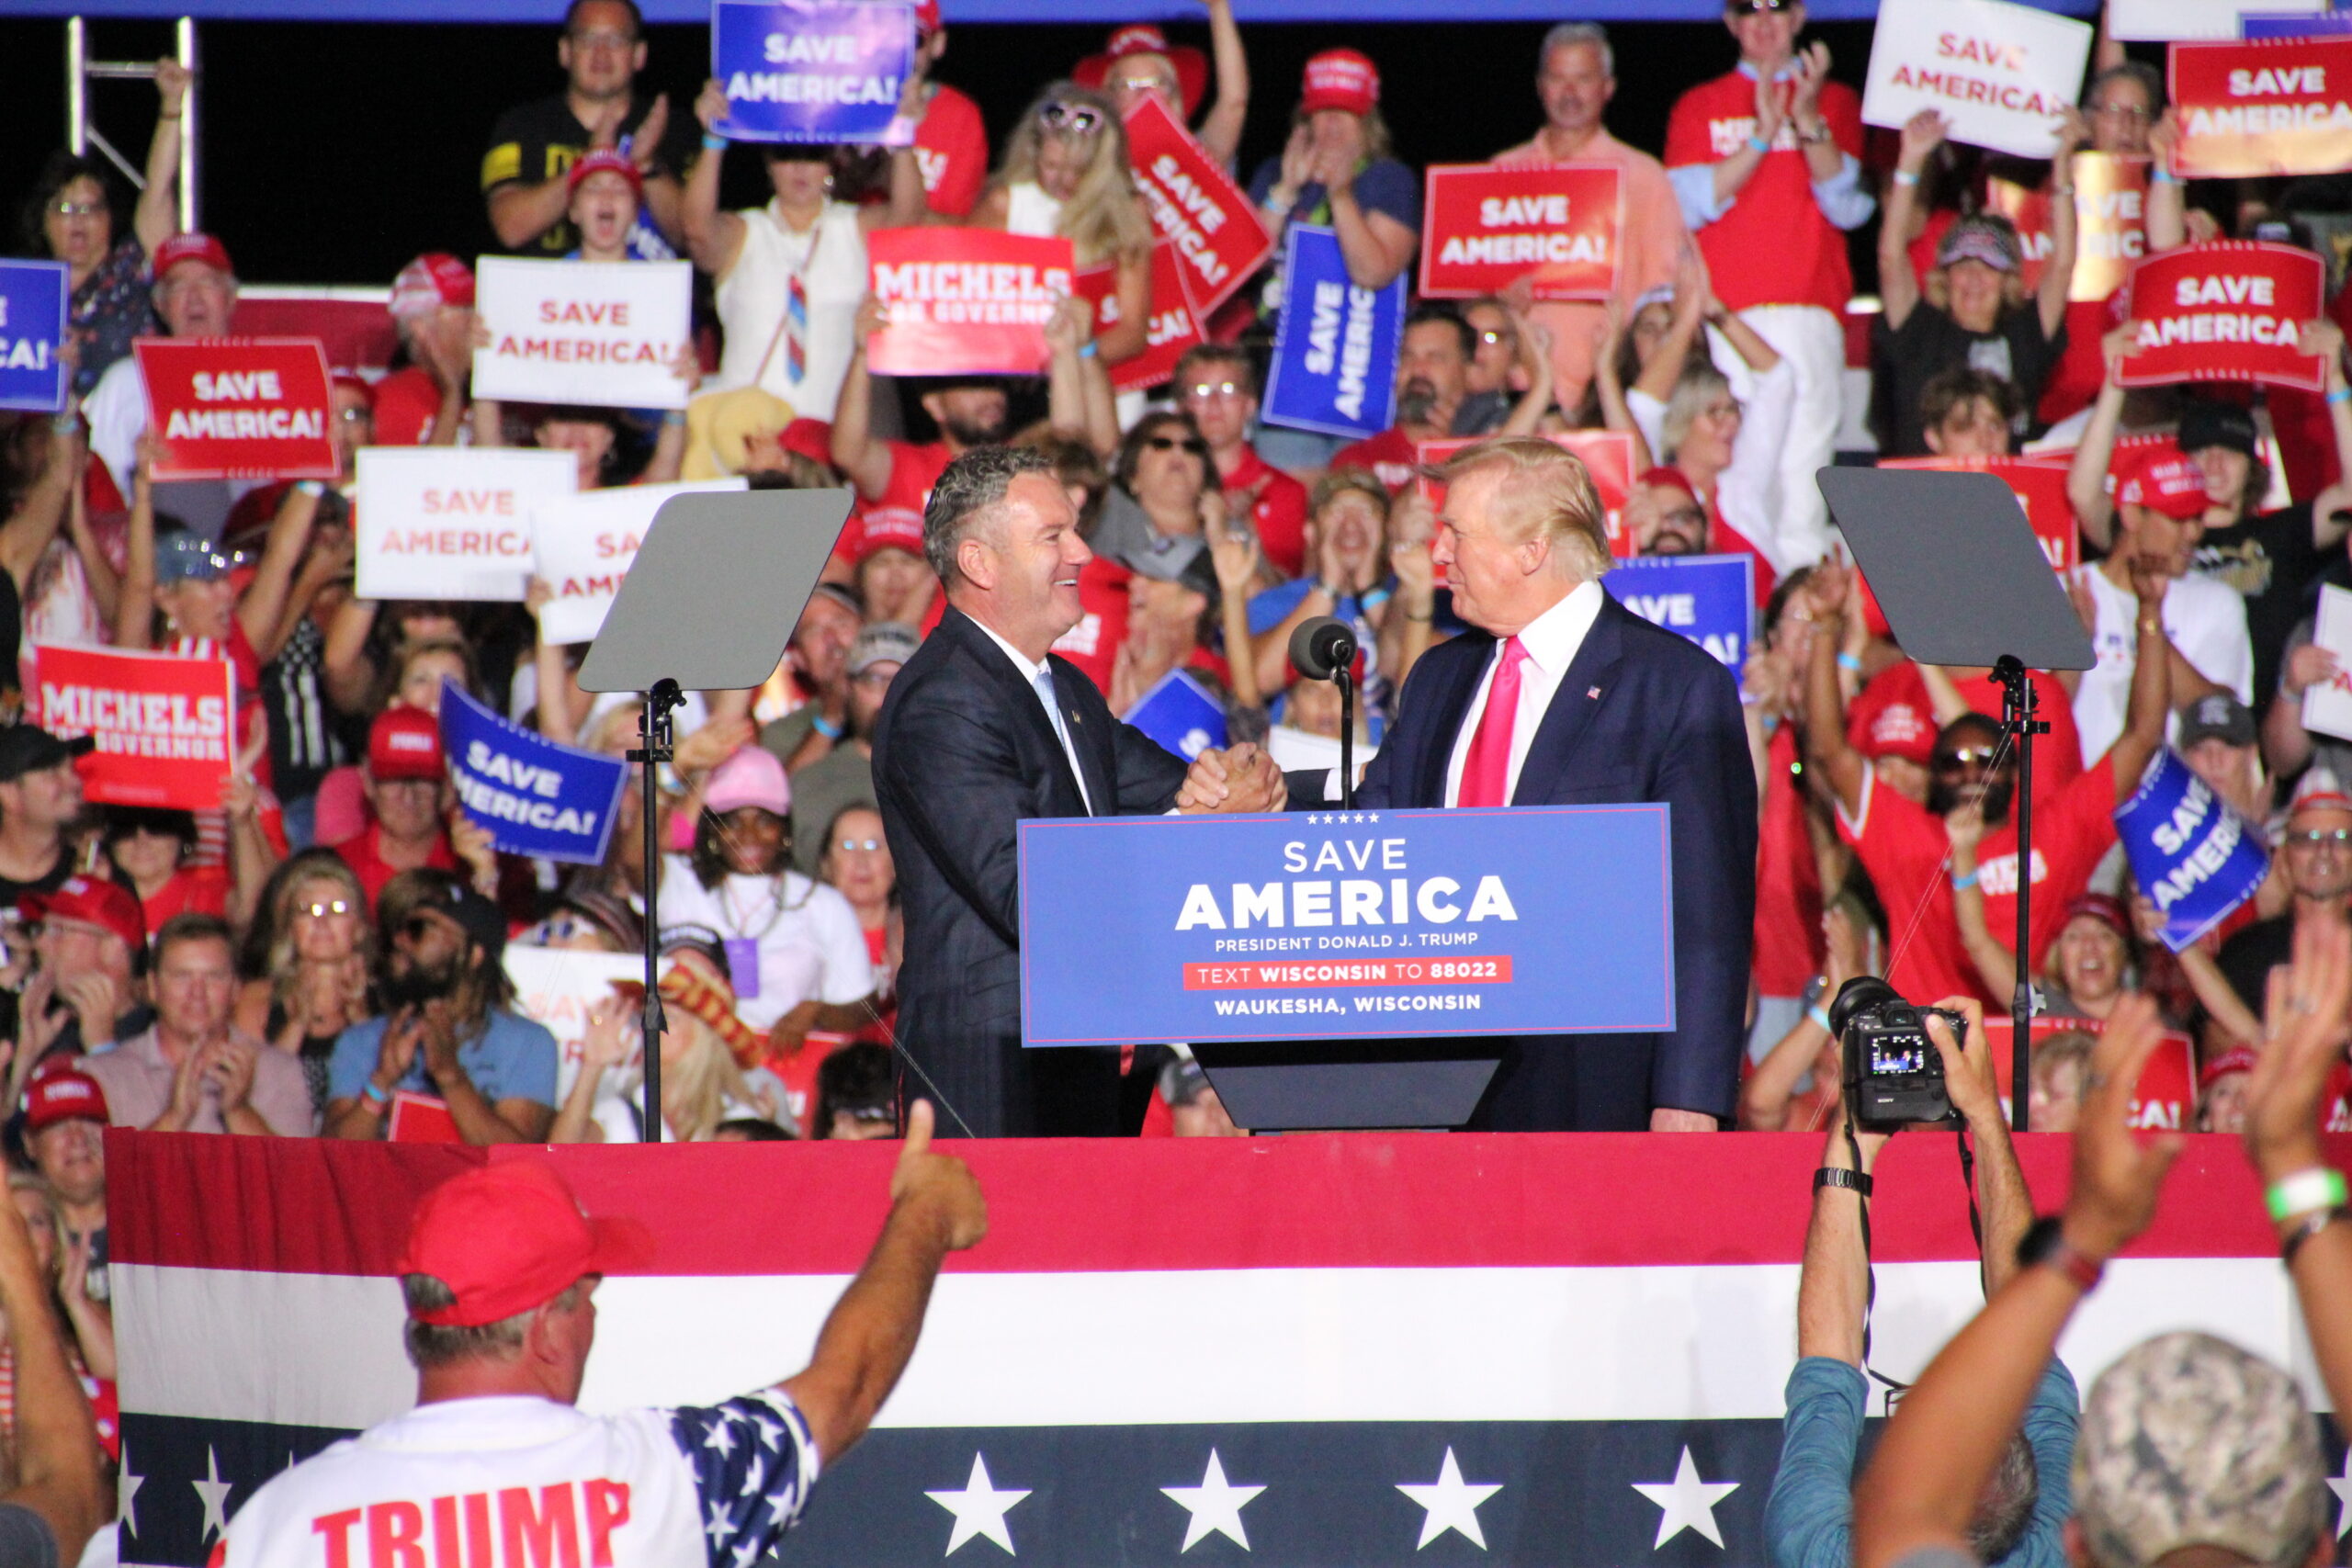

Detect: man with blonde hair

[1287,436,1756,1131]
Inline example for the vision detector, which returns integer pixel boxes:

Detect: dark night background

[0,14,1886,286]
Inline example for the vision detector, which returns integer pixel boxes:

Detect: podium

[1017,805,1676,1130]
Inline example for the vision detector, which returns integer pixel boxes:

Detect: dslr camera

[1827,976,1965,1129]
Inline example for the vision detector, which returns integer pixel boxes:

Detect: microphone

[1289,615,1360,682]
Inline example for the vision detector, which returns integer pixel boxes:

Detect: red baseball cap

[153,231,233,281]
[1849,696,1938,767]
[1301,49,1381,117]
[2199,1046,2258,1090]
[2061,892,2132,943]
[389,253,476,319]
[781,416,835,468]
[21,875,145,955]
[2113,446,2210,522]
[1073,25,1207,118]
[1637,466,1701,505]
[331,371,376,410]
[912,0,941,33]
[853,508,927,564]
[368,706,445,782]
[22,1066,109,1134]
[567,149,645,197]
[395,1162,652,1326]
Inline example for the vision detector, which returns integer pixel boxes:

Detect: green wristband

[2267,1167,2347,1224]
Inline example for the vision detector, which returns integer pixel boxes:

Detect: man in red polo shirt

[1665,0,1870,566]
[1175,344,1309,578]
[1801,561,2171,1010]
[334,708,484,911]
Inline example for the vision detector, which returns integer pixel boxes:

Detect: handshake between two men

[1173,742,1288,815]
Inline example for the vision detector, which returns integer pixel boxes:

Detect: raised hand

[2060,993,2186,1260]
[629,93,670,169]
[1897,109,1948,172]
[2241,917,2352,1183]
[891,1100,989,1250]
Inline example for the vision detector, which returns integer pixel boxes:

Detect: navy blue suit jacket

[1291,593,1757,1126]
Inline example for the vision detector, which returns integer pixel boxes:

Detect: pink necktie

[1458,637,1530,808]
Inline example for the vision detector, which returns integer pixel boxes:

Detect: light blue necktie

[1033,668,1092,814]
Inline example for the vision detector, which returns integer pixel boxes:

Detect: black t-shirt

[0,853,74,913]
[1874,302,2064,457]
[2218,914,2293,1025]
[480,93,696,257]
[2196,502,2323,706]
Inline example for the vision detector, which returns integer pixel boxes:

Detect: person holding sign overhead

[685,77,922,423]
[1075,10,1252,170]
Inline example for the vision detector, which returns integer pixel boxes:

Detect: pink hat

[2113,446,2210,522]
[705,746,791,817]
[394,1162,652,1326]
[1301,49,1381,117]
[389,253,475,319]
[153,231,232,281]
[567,150,645,197]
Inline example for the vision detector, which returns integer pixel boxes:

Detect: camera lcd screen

[1869,1034,1928,1076]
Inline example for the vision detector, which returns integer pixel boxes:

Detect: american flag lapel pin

[1587,685,1602,699]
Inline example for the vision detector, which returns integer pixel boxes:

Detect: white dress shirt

[973,616,1094,814]
[1443,579,1606,807]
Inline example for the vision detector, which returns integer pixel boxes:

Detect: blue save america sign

[0,261,69,413]
[1018,806,1674,1045]
[440,682,628,865]
[1602,553,1752,671]
[2114,749,2268,952]
[712,0,913,144]
[1261,224,1406,439]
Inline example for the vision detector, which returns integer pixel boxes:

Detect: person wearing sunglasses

[17,57,187,396]
[2206,782,2352,1055]
[1089,412,1222,578]
[1072,11,1250,169]
[99,807,220,938]
[233,849,379,1120]
[1174,344,1311,581]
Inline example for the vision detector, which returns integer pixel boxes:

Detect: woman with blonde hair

[233,849,377,1117]
[552,945,786,1143]
[970,83,1153,367]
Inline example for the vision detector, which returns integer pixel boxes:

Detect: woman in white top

[967,84,1153,369]
[655,745,875,1045]
[684,79,924,423]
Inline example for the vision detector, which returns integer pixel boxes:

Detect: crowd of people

[1,0,2351,1546]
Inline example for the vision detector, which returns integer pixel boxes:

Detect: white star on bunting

[927,1452,1031,1555]
[118,1449,143,1540]
[1162,1449,1266,1551]
[1396,1447,1503,1549]
[2329,1452,2352,1538]
[1633,1446,1739,1548]
[192,1446,234,1543]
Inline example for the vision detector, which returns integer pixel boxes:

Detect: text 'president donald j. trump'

[1290,436,1757,1131]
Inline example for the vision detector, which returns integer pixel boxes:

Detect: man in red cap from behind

[215,1107,985,1567]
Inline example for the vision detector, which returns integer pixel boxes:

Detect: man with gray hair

[872,445,1286,1138]
[1286,436,1755,1131]
[1492,23,1690,414]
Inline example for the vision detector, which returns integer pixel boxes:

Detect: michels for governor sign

[865,227,1072,377]
[2169,38,2352,179]
[1262,225,1406,440]
[356,446,578,602]
[711,0,913,145]
[32,644,234,812]
[1860,0,2093,160]
[471,258,695,412]
[441,682,628,866]
[134,338,337,481]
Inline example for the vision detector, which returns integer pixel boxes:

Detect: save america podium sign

[1018,806,1674,1046]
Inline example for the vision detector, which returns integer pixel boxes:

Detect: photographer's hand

[1927,998,2032,1293]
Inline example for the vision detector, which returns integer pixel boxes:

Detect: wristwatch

[2017,1214,2105,1292]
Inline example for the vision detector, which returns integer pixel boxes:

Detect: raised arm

[1498,315,1555,435]
[831,298,899,501]
[1797,1114,1885,1363]
[115,435,160,649]
[2037,114,2085,342]
[1800,567,1868,819]
[2304,321,2352,552]
[1944,807,2018,1004]
[0,424,79,592]
[2145,111,2188,254]
[234,481,322,658]
[2104,558,2173,801]
[781,1101,987,1461]
[1632,251,1707,406]
[2067,325,2138,551]
[0,1178,105,1565]
[1196,0,1250,168]
[1852,998,2180,1568]
[684,83,751,278]
[1878,112,1947,333]
[133,60,189,256]
[1925,997,2033,1290]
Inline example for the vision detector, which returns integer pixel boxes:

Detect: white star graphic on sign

[1633,1447,1740,1548]
[1396,1448,1502,1549]
[1162,1450,1266,1551]
[927,1452,1030,1555]
[2329,1452,2352,1538]
[118,1448,143,1540]
[192,1446,234,1543]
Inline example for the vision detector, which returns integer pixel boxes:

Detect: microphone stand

[628,677,686,1143]
[1994,655,2045,1133]
[1335,667,1355,810]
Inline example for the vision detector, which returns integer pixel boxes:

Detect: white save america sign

[471,257,695,411]
[355,446,577,602]
[1861,0,2094,160]
[531,479,749,645]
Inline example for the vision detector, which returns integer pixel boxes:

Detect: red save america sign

[865,227,1073,378]
[1419,431,1637,551]
[1882,456,2079,570]
[1073,240,1204,395]
[1122,96,1272,317]
[134,336,335,481]
[2120,241,2325,392]
[32,643,234,812]
[1419,164,1622,302]
[1984,1016,2198,1131]
[2170,38,2352,179]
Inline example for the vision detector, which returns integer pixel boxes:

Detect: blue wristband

[1806,1004,1833,1032]
[1836,651,1862,673]
[2328,389,2351,407]
[2151,166,2177,185]
[1951,869,1980,893]
[701,133,728,152]
[1747,132,1772,155]
[811,714,844,740]
[1078,341,1098,359]
[361,1079,390,1107]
